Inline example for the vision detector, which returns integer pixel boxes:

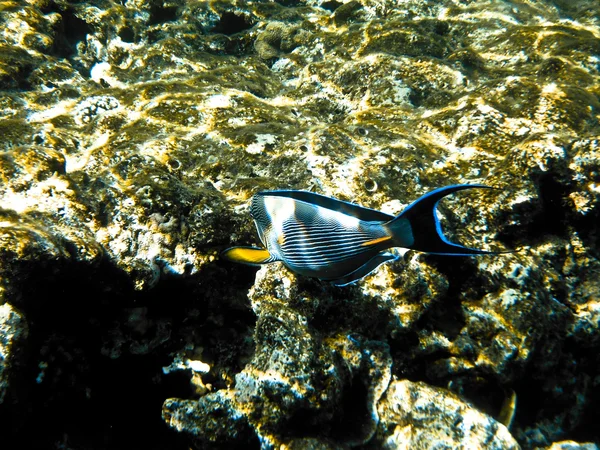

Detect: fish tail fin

[385,184,496,255]
[221,246,275,265]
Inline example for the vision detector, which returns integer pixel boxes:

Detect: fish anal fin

[331,251,398,286]
[221,246,273,265]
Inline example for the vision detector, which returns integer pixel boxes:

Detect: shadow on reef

[387,255,510,421]
[388,247,600,447]
[0,254,257,450]
[497,171,572,247]
[498,165,600,259]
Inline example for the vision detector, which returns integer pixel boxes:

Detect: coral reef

[376,379,519,449]
[0,0,599,448]
[0,302,28,404]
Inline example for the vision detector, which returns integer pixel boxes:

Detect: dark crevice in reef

[330,373,371,443]
[416,294,465,341]
[284,407,327,441]
[211,12,255,36]
[274,0,305,8]
[39,3,94,78]
[497,171,575,250]
[496,165,600,256]
[51,7,93,59]
[511,348,562,430]
[62,10,93,51]
[118,26,136,44]
[420,256,489,335]
[529,172,573,238]
[320,0,344,12]
[573,205,600,257]
[148,4,179,26]
[449,376,510,424]
[564,337,600,443]
[0,255,256,449]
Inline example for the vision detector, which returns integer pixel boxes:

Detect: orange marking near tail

[361,236,392,247]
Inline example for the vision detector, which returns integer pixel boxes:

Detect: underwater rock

[254,21,311,61]
[0,302,28,404]
[0,0,599,447]
[545,442,599,450]
[375,379,519,449]
[163,391,257,447]
[163,263,396,447]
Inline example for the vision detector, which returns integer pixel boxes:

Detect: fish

[221,184,498,286]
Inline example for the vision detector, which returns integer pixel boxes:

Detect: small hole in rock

[364,179,377,192]
[149,5,178,25]
[167,159,181,170]
[119,26,135,43]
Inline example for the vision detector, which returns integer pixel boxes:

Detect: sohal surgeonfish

[222,184,498,286]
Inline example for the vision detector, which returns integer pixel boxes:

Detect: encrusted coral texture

[0,0,599,448]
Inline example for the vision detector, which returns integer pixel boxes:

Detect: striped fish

[222,185,497,286]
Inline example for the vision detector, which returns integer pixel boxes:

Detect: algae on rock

[0,0,599,448]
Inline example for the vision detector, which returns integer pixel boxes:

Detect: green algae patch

[361,22,451,59]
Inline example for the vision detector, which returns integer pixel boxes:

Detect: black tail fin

[385,184,496,255]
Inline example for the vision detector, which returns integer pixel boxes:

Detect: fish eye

[357,127,368,136]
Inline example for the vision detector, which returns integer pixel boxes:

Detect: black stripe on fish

[223,184,506,285]
[279,226,385,267]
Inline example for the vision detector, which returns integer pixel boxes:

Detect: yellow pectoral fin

[360,236,392,247]
[221,246,273,265]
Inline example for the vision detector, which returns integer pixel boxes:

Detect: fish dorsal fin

[256,191,394,222]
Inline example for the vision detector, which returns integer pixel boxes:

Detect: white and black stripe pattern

[224,185,497,286]
[279,219,375,268]
[251,192,391,279]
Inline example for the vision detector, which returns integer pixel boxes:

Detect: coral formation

[0,0,599,448]
[0,303,28,404]
[376,379,519,449]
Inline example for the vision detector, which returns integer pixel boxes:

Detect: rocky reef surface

[0,0,599,448]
